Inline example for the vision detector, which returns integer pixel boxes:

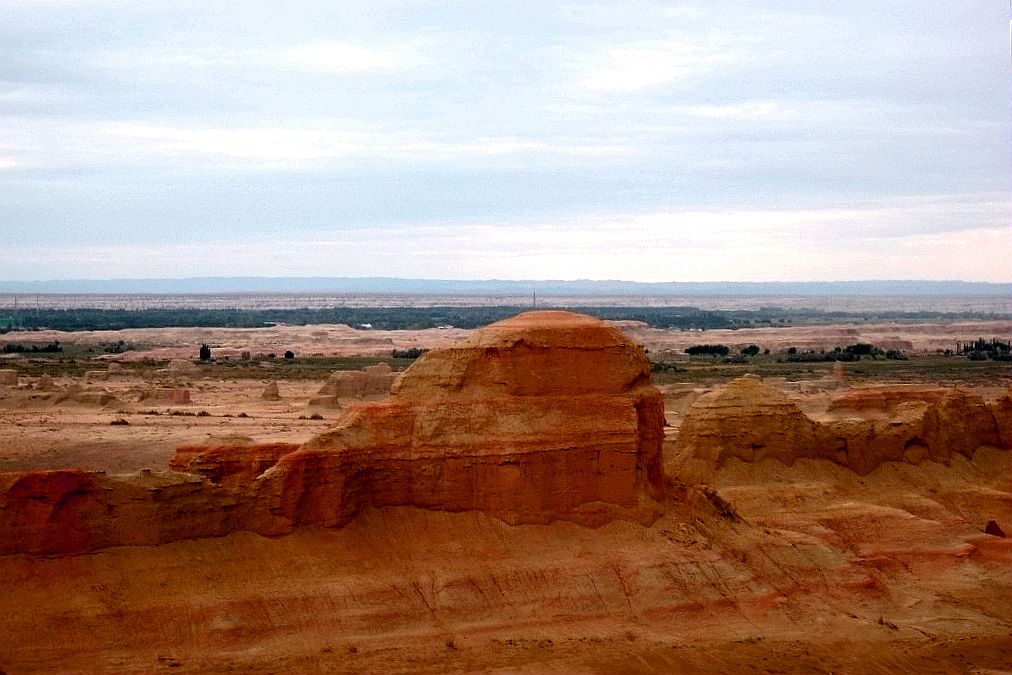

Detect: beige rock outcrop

[674,376,823,466]
[48,385,118,407]
[261,381,280,400]
[309,362,398,405]
[153,359,201,380]
[676,377,1011,475]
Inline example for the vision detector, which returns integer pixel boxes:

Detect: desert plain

[1,312,1011,673]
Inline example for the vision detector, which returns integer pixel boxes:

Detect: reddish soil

[0,319,1010,673]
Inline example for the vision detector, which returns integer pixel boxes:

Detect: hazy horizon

[3,2,1010,281]
[0,276,1009,296]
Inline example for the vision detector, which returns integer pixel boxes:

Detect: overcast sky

[2,0,1009,282]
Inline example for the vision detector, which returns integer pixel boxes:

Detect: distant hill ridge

[0,277,1008,296]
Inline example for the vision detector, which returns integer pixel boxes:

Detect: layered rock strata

[828,385,948,412]
[0,469,260,556]
[1,311,666,555]
[677,377,1010,474]
[267,311,666,530]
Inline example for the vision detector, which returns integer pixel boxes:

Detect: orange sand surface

[1,319,1010,673]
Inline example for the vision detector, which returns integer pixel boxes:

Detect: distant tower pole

[532,284,537,310]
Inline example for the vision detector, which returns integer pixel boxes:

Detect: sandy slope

[0,322,1010,672]
[2,468,1009,673]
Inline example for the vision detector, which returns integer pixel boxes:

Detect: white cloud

[5,197,1009,282]
[107,124,366,162]
[2,1,1007,285]
[281,41,402,72]
[581,42,732,91]
[1,118,630,168]
[672,101,799,121]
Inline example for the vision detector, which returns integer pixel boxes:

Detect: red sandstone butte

[257,310,667,530]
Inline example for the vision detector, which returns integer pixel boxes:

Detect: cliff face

[0,469,260,556]
[0,311,666,555]
[260,310,666,530]
[170,442,301,490]
[676,377,1011,475]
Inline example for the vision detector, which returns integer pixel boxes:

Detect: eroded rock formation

[676,377,1011,474]
[308,362,398,406]
[48,385,119,407]
[171,441,300,490]
[675,376,824,466]
[1,311,666,555]
[0,468,268,556]
[261,381,280,400]
[828,384,948,412]
[264,311,666,530]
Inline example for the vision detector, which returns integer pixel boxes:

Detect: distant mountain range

[0,277,1008,296]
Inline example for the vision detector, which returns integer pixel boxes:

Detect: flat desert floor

[1,320,1011,673]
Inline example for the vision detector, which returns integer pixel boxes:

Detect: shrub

[844,343,877,357]
[685,344,730,357]
[392,347,428,359]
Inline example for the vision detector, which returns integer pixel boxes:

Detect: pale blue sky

[1,1,1009,281]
